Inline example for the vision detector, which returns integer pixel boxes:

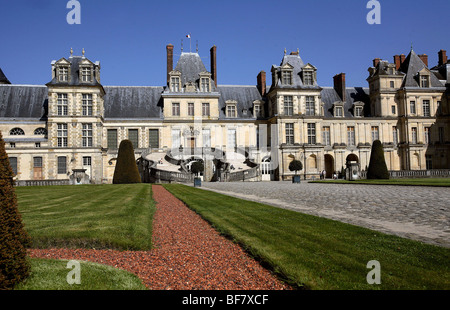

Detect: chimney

[438,49,447,66]
[333,73,346,102]
[418,54,428,67]
[210,45,217,87]
[394,55,401,70]
[400,54,406,65]
[373,58,381,68]
[257,71,266,96]
[166,44,174,84]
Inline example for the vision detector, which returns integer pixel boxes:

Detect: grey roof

[173,52,217,91]
[103,86,163,119]
[321,87,370,118]
[0,85,48,119]
[217,85,262,119]
[0,68,11,84]
[400,50,444,88]
[46,56,102,87]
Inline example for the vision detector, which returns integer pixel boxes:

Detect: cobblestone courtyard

[200,181,450,248]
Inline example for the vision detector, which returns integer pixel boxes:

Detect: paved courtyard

[199,181,450,248]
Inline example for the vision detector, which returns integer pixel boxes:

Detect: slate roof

[217,85,262,119]
[0,85,48,120]
[320,87,370,118]
[46,56,102,87]
[103,86,164,119]
[172,52,217,92]
[399,50,445,88]
[0,68,11,84]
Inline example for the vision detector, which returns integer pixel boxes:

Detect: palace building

[0,44,449,184]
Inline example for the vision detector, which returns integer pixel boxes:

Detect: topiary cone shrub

[191,161,204,176]
[113,139,142,184]
[0,131,31,289]
[367,140,389,179]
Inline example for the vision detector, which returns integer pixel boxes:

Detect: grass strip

[310,178,450,187]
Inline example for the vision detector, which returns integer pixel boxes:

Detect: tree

[191,161,204,177]
[113,140,142,184]
[0,131,31,289]
[288,159,303,174]
[367,140,389,179]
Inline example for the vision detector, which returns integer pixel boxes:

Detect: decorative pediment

[79,58,94,66]
[169,70,181,76]
[55,58,70,66]
[280,63,294,70]
[302,63,317,70]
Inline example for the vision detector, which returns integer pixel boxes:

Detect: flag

[186,34,191,38]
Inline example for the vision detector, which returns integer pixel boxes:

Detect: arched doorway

[346,153,359,163]
[261,156,273,181]
[324,154,334,178]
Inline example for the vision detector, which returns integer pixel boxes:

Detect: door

[33,157,43,180]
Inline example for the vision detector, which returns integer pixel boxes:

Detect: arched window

[34,128,47,135]
[10,128,25,135]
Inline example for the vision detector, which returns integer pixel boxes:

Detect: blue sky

[1,0,448,87]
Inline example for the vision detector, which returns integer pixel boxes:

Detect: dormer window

[58,66,69,82]
[420,75,430,88]
[171,76,180,92]
[226,100,237,118]
[353,102,365,117]
[253,100,264,118]
[281,70,292,85]
[200,77,210,92]
[333,102,344,117]
[303,71,313,85]
[80,66,92,82]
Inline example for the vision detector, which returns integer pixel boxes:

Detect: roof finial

[411,42,413,51]
[196,40,198,53]
[181,39,184,52]
[70,47,73,57]
[82,48,85,57]
[284,48,286,55]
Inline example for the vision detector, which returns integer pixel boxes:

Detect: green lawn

[17,183,155,250]
[15,258,147,290]
[163,184,450,290]
[310,178,450,187]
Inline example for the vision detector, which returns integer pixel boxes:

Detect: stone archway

[346,153,359,163]
[324,154,334,178]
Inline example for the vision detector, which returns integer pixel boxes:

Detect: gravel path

[28,185,290,290]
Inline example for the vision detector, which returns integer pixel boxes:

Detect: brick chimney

[210,45,217,87]
[373,58,381,68]
[419,54,428,67]
[439,49,448,66]
[257,71,266,96]
[333,73,346,102]
[394,55,401,70]
[166,44,174,84]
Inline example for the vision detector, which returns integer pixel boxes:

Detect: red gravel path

[28,185,290,290]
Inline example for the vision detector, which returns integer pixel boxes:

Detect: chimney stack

[400,54,406,65]
[418,54,428,67]
[166,44,174,84]
[373,58,381,68]
[333,73,346,102]
[438,49,447,66]
[210,45,217,87]
[257,71,266,96]
[394,55,401,70]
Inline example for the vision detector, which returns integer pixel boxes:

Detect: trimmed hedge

[0,131,31,289]
[113,140,142,184]
[289,159,303,174]
[367,140,389,179]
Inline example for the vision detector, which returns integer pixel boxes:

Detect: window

[371,126,379,142]
[424,127,431,144]
[410,100,416,114]
[390,81,395,88]
[420,75,429,88]
[392,105,396,115]
[439,127,444,144]
[305,96,315,116]
[57,123,68,147]
[303,71,313,86]
[172,103,180,116]
[57,93,68,116]
[254,104,262,118]
[335,106,343,117]
[284,96,293,116]
[355,106,363,117]
[58,66,69,82]
[347,126,355,146]
[149,129,159,148]
[188,103,194,116]
[35,142,41,148]
[200,78,210,92]
[426,155,433,170]
[107,129,117,148]
[83,156,92,166]
[81,67,91,82]
[423,100,430,117]
[172,129,181,148]
[202,129,211,147]
[437,101,442,115]
[307,123,316,144]
[128,129,138,149]
[281,70,292,85]
[322,126,331,146]
[34,128,47,136]
[9,157,17,175]
[202,103,210,116]
[34,157,43,168]
[9,128,25,135]
[411,127,417,144]
[171,77,180,92]
[82,124,93,147]
[227,129,237,148]
[285,123,294,145]
[82,94,93,116]
[227,105,236,118]
[57,156,66,174]
[393,126,398,145]
[9,143,15,148]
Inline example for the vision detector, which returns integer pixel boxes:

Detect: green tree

[113,140,142,184]
[191,161,204,176]
[288,159,303,175]
[367,140,389,179]
[0,131,31,289]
